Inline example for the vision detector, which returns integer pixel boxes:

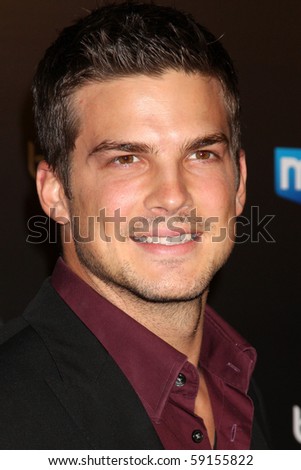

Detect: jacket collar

[23,280,163,449]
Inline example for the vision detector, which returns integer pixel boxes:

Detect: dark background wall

[1,0,300,449]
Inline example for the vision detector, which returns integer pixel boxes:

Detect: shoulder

[0,278,109,383]
[0,279,67,381]
[0,314,53,384]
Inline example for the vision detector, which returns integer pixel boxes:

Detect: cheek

[102,183,141,218]
[74,180,142,231]
[196,175,236,218]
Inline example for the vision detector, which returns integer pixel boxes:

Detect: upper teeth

[132,233,198,245]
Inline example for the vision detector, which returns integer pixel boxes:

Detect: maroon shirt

[52,258,256,449]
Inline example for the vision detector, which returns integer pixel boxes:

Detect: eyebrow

[89,140,155,156]
[89,133,229,156]
[180,133,229,154]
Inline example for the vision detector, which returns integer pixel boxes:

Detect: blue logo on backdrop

[274,147,301,204]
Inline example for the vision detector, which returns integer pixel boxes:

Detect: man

[0,2,269,449]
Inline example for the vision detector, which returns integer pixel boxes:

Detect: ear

[36,160,70,225]
[235,149,247,216]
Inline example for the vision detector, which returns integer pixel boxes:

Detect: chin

[125,285,204,304]
[74,241,224,304]
[111,273,210,304]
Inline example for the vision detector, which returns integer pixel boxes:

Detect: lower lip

[131,237,202,256]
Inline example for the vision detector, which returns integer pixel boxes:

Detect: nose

[144,163,193,216]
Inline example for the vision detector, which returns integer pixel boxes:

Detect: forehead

[72,71,230,146]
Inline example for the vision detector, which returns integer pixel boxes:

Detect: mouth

[130,233,201,245]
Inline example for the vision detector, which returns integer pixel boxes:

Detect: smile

[131,233,200,245]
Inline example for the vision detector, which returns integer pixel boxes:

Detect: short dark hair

[32,1,241,196]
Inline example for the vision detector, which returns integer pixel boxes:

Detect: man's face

[61,70,246,302]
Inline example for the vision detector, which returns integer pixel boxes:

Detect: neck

[82,265,207,366]
[121,294,207,366]
[64,250,207,367]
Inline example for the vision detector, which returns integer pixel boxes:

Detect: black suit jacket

[0,280,269,449]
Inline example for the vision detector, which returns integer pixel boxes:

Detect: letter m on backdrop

[275,147,301,204]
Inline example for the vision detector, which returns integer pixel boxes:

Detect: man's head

[33,1,241,198]
[36,2,246,305]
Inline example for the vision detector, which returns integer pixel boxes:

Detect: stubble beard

[73,236,232,305]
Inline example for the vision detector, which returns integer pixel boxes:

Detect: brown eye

[114,155,139,165]
[190,150,214,160]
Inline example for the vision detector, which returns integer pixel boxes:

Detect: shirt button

[175,373,186,387]
[192,429,204,443]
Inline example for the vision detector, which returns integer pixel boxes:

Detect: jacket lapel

[24,280,163,450]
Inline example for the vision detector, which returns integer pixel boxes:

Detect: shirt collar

[201,305,256,394]
[51,258,186,420]
[52,258,256,420]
